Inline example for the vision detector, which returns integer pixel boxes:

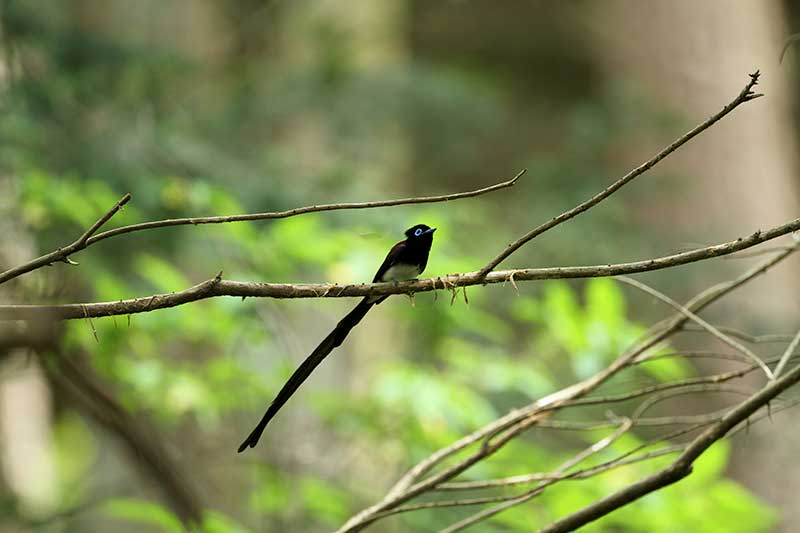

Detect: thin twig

[439,419,633,533]
[477,71,761,277]
[538,358,800,533]
[721,245,795,259]
[562,364,763,409]
[0,193,132,285]
[89,171,525,247]
[365,420,632,529]
[438,397,800,532]
[635,349,753,365]
[0,173,523,286]
[773,327,800,377]
[681,324,799,344]
[616,276,773,379]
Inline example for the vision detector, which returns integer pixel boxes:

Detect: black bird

[238,223,436,452]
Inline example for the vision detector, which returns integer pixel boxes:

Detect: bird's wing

[372,240,407,282]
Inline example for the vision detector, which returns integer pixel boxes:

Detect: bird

[238,223,436,452]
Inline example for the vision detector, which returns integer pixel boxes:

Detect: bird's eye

[414,228,423,236]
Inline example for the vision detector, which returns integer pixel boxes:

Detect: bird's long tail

[237,297,376,452]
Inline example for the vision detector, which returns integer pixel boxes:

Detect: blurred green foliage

[0,2,776,532]
[13,172,776,532]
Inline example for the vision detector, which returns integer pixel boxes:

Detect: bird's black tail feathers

[237,297,376,452]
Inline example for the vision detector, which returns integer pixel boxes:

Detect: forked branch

[0,171,523,286]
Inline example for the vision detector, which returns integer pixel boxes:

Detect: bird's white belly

[381,263,421,282]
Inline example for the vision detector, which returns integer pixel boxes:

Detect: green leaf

[54,414,95,504]
[249,466,291,515]
[103,498,183,533]
[543,282,585,354]
[638,354,693,382]
[586,278,625,328]
[135,254,190,293]
[202,510,251,533]
[685,440,729,487]
[300,478,350,524]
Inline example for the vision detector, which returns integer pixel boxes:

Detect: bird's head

[405,224,436,239]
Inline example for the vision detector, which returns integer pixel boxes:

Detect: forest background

[2,2,800,532]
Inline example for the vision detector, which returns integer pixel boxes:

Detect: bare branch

[773,326,800,377]
[616,276,773,379]
[4,67,794,533]
[681,325,799,344]
[439,397,800,529]
[538,360,800,533]
[562,364,763,409]
[3,219,799,321]
[438,420,633,533]
[433,445,684,493]
[78,193,133,245]
[0,193,132,285]
[635,349,753,364]
[349,420,633,530]
[87,170,524,243]
[477,71,762,277]
[0,173,523,286]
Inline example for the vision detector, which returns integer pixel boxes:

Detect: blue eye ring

[414,228,423,236]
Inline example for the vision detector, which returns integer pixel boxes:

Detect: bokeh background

[1,1,800,531]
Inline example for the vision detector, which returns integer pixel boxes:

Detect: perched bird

[238,223,436,452]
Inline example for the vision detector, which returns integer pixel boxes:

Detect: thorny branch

[3,216,798,320]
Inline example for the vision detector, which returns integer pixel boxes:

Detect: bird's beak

[424,227,437,235]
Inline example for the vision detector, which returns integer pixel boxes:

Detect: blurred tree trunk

[0,180,58,519]
[278,0,412,195]
[584,0,800,315]
[1,13,56,511]
[583,2,800,529]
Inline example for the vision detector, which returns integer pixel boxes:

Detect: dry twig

[477,71,762,277]
[0,173,523,286]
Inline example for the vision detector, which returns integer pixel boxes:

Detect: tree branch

[1,68,790,532]
[539,360,800,533]
[616,275,773,379]
[3,219,797,321]
[0,193,132,285]
[365,419,632,527]
[477,70,762,277]
[773,326,800,377]
[0,172,523,286]
[442,396,800,533]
